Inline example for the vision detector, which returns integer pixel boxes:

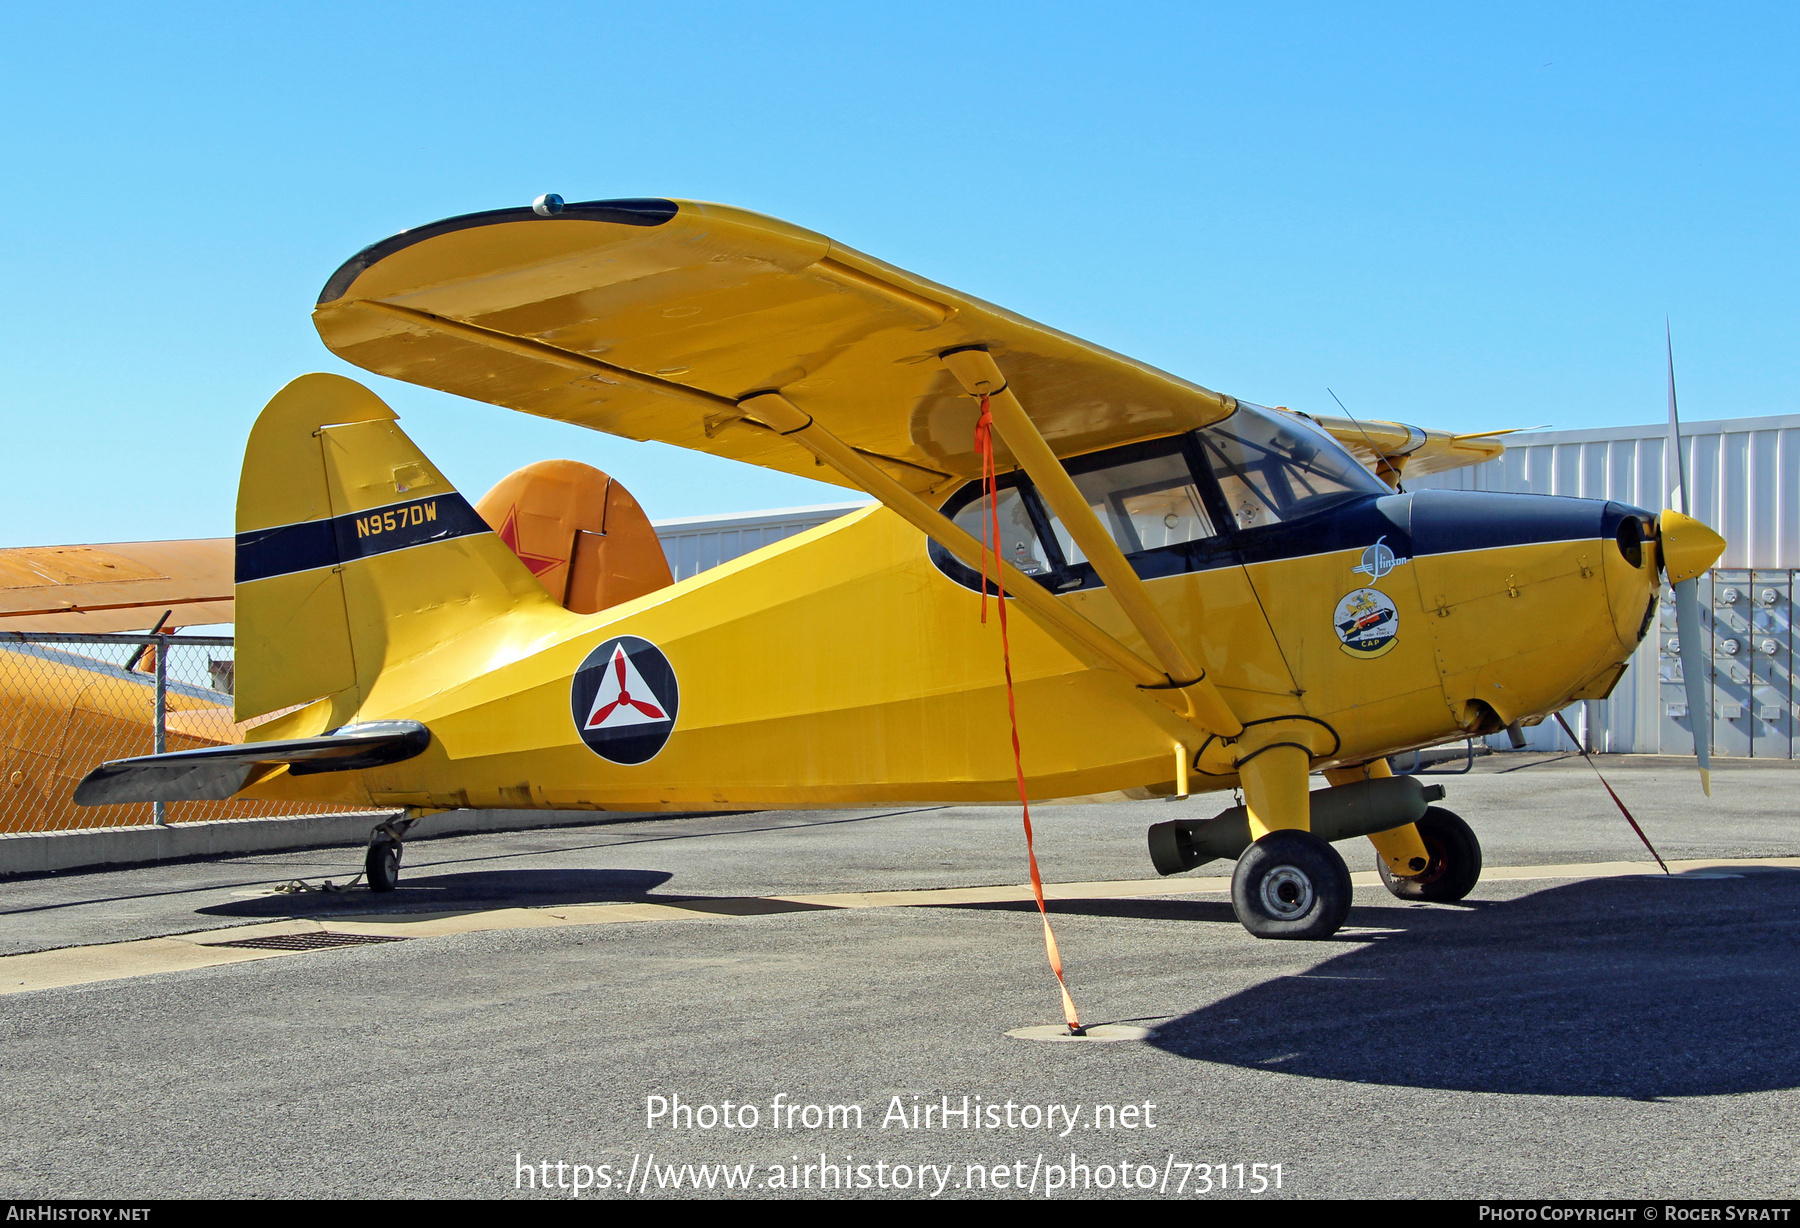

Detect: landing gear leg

[364,812,420,894]
[1231,746,1351,940]
[1323,761,1433,880]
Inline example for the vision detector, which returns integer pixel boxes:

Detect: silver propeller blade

[1665,323,1711,796]
[1672,577,1712,796]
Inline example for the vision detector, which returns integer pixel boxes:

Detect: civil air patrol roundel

[570,636,680,765]
[1333,588,1399,659]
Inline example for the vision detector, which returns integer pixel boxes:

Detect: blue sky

[2,2,1794,545]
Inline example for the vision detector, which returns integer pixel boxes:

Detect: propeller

[1661,324,1727,796]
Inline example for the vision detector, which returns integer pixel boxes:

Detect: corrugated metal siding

[1407,412,1800,569]
[652,502,873,581]
[1409,413,1800,755]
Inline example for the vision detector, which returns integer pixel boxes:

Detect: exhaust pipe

[1147,776,1446,876]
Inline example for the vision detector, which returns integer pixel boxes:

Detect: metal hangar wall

[1408,412,1800,757]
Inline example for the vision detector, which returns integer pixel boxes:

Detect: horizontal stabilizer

[74,721,430,805]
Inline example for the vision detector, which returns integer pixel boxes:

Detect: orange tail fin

[474,460,672,615]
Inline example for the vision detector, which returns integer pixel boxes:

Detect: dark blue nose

[1408,490,1651,558]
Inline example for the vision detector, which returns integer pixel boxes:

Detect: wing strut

[736,391,1233,738]
[938,347,1244,739]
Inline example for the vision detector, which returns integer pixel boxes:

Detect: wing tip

[315,198,682,306]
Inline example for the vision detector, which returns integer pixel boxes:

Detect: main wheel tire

[1378,806,1481,902]
[1230,829,1353,940]
[366,839,402,893]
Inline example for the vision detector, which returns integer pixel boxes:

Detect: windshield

[1197,403,1387,530]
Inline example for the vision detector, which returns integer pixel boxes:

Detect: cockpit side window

[1042,443,1218,566]
[1197,403,1387,530]
[927,415,1383,594]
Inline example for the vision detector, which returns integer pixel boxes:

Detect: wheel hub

[1410,835,1448,885]
[1259,866,1315,919]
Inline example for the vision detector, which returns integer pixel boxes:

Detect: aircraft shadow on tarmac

[955,869,1800,1100]
[198,868,676,918]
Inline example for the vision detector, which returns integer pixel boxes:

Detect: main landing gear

[1159,750,1485,940]
[1376,806,1482,903]
[1230,829,1353,940]
[364,813,420,893]
[1227,809,1484,938]
[1226,804,1485,937]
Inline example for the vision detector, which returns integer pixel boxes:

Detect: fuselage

[0,643,237,830]
[238,413,1661,814]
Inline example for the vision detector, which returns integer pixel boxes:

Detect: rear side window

[950,485,1053,576]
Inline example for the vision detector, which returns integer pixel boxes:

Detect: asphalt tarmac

[2,752,1797,1200]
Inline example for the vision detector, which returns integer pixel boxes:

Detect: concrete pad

[0,935,289,994]
[1,764,1799,1200]
[1006,1023,1155,1042]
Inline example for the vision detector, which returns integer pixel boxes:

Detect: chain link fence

[0,632,370,833]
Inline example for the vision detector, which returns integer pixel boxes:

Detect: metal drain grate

[211,931,410,951]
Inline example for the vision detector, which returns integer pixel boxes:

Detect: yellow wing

[312,199,1240,493]
[1304,415,1511,485]
[0,539,233,633]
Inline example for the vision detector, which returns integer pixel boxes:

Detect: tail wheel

[1230,829,1353,940]
[1379,806,1481,903]
[366,839,402,893]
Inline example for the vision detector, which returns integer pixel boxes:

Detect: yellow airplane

[75,197,1727,940]
[0,538,233,635]
[0,539,239,831]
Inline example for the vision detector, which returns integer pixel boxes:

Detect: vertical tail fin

[234,373,553,725]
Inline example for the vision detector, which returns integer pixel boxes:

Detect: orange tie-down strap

[975,395,1084,1034]
[1552,711,1670,874]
